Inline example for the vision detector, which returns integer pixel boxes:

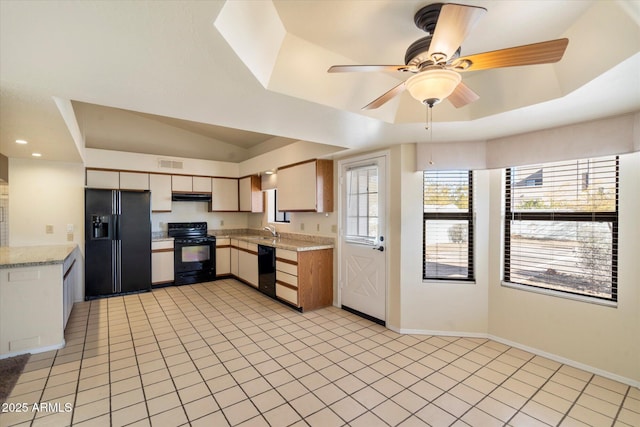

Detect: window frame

[422,170,475,282]
[503,157,619,303]
[273,189,291,223]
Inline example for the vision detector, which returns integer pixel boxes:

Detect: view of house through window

[423,170,474,280]
[504,156,618,301]
[345,164,379,244]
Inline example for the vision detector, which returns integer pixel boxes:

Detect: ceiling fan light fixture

[405,69,461,105]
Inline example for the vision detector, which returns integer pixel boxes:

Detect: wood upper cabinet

[239,175,263,212]
[172,175,192,192]
[120,172,149,190]
[150,174,172,212]
[210,178,239,211]
[277,159,333,212]
[192,176,212,193]
[86,170,119,189]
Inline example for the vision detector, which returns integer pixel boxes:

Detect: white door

[339,155,387,323]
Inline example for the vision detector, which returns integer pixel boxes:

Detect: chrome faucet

[263,225,278,238]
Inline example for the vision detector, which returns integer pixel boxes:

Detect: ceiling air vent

[158,159,184,169]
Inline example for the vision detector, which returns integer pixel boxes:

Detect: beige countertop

[153,231,333,252]
[0,244,78,269]
[224,235,333,252]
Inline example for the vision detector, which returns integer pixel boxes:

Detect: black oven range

[168,222,216,285]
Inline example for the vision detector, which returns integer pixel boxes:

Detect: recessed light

[264,170,274,175]
[31,153,42,157]
[16,139,28,144]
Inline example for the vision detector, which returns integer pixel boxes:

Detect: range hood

[171,193,212,202]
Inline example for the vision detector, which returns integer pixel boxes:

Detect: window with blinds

[504,156,618,301]
[423,170,474,280]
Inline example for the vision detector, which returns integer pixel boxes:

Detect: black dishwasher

[258,245,276,298]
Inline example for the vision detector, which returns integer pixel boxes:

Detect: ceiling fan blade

[428,3,486,62]
[447,81,479,108]
[453,38,569,72]
[362,82,406,110]
[328,65,412,73]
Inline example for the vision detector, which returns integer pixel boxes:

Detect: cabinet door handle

[373,246,384,252]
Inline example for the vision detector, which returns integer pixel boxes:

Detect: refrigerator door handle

[111,240,117,293]
[117,240,122,293]
[113,214,121,241]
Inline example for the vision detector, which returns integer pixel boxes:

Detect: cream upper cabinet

[277,159,333,212]
[239,176,263,212]
[172,175,192,192]
[192,176,212,193]
[119,172,149,190]
[86,170,119,189]
[210,178,239,211]
[150,174,172,212]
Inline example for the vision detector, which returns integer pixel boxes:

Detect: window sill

[501,281,617,308]
[423,279,476,286]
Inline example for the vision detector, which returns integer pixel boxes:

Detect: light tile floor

[1,279,638,427]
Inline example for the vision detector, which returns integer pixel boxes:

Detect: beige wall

[487,152,640,384]
[9,158,84,247]
[380,145,639,384]
[388,144,490,335]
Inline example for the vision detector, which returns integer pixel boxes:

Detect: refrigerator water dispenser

[91,215,111,239]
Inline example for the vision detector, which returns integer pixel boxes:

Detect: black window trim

[422,170,475,282]
[273,189,291,223]
[503,158,619,303]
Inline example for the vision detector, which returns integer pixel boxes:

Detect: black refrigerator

[85,189,151,299]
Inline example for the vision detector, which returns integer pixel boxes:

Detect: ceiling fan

[328,2,569,110]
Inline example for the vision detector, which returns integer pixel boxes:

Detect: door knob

[373,246,384,252]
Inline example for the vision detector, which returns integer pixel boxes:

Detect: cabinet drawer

[216,238,230,246]
[276,271,298,288]
[276,283,298,306]
[276,260,297,276]
[276,249,298,263]
[230,239,239,247]
[152,240,174,251]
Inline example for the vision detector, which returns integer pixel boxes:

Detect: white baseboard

[337,306,639,388]
[385,324,639,389]
[388,325,487,339]
[0,340,66,360]
[488,335,640,389]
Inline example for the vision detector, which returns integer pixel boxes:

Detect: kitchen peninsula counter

[1,244,80,358]
[0,244,78,269]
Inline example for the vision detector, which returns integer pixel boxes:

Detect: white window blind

[504,156,618,301]
[423,170,474,280]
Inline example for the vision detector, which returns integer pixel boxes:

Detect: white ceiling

[0,0,638,164]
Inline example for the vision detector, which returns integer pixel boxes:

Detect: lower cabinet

[276,248,333,311]
[238,242,258,287]
[152,240,174,285]
[216,238,231,276]
[230,239,239,276]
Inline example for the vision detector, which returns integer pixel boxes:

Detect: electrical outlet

[331,225,337,233]
[316,224,320,232]
[45,224,54,234]
[300,223,305,231]
[220,220,224,226]
[67,233,74,242]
